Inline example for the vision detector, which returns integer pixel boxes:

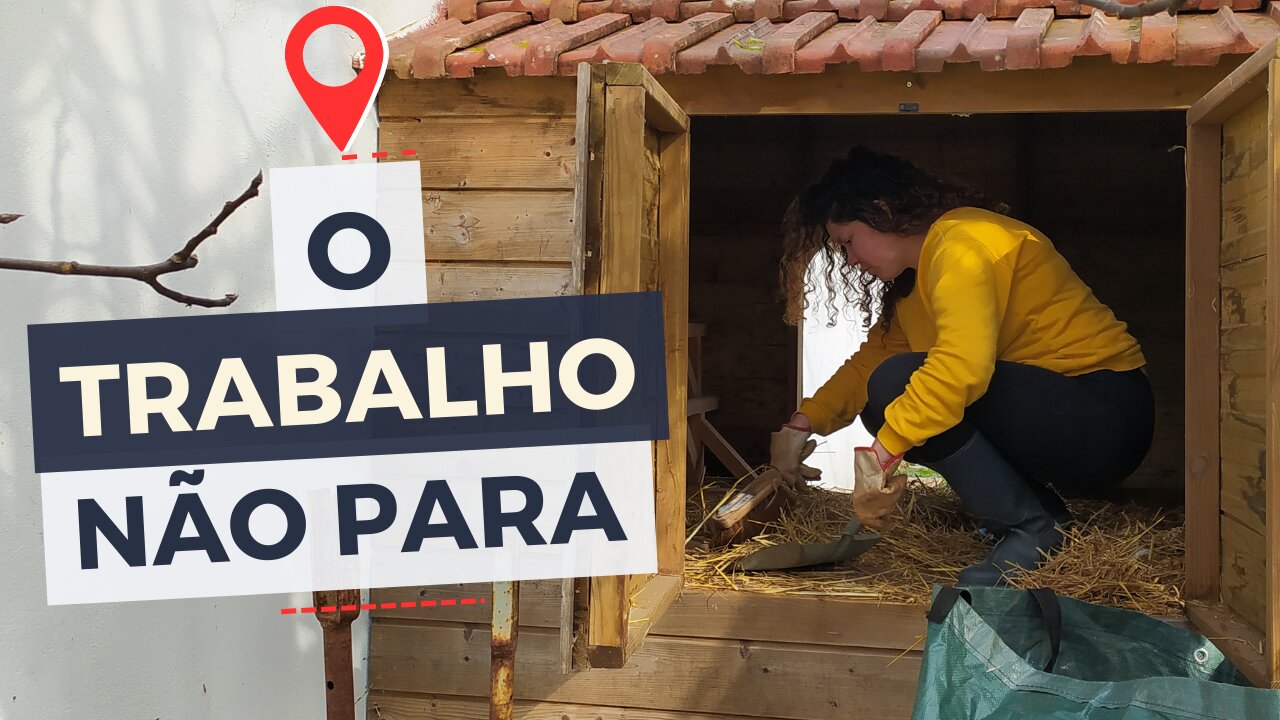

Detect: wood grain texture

[1185,113,1222,601]
[426,263,573,302]
[423,190,574,262]
[367,693,784,720]
[598,86,646,295]
[656,129,690,576]
[662,59,1239,117]
[569,67,592,295]
[379,75,578,118]
[1221,96,1269,267]
[1188,39,1275,125]
[587,574,627,663]
[1221,512,1267,633]
[370,581,927,650]
[1266,58,1280,688]
[1186,600,1268,688]
[1220,254,1266,352]
[370,623,923,720]
[1220,411,1267,536]
[382,117,576,190]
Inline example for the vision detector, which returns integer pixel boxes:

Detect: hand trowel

[737,518,882,572]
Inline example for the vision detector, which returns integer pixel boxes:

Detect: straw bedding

[686,471,1185,617]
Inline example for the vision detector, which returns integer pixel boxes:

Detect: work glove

[853,444,907,531]
[770,426,822,490]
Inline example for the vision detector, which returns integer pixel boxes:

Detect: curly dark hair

[780,146,1009,332]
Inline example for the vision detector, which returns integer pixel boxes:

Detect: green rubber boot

[924,432,1064,587]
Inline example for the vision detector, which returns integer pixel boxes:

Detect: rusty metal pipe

[314,588,362,720]
[490,581,519,720]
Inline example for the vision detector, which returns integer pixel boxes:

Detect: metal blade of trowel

[738,518,882,572]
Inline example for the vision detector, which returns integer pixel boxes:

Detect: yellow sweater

[797,207,1146,456]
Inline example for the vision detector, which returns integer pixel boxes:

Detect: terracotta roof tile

[451,0,1262,23]
[762,11,840,71]
[390,6,1280,77]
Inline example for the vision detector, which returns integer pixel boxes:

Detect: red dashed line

[340,150,414,161]
[282,596,485,616]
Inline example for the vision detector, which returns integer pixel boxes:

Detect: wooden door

[572,62,691,668]
[1186,38,1280,689]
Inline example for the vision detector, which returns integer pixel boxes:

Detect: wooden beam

[1184,119,1222,602]
[373,582,1190,652]
[1187,601,1269,688]
[599,85,646,294]
[689,414,755,479]
[368,694,769,720]
[600,63,690,133]
[620,574,683,665]
[388,56,1240,118]
[370,623,924,720]
[1188,40,1276,126]
[581,64,607,295]
[1267,58,1280,688]
[656,58,1242,116]
[686,395,720,416]
[587,575,627,662]
[570,68,592,295]
[558,577,575,674]
[656,128,691,576]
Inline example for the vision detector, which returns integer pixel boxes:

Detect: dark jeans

[859,353,1155,496]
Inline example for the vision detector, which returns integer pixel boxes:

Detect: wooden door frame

[574,63,692,669]
[1185,38,1279,689]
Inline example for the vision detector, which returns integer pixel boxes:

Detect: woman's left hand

[853,441,907,531]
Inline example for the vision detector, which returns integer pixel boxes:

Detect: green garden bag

[911,586,1280,720]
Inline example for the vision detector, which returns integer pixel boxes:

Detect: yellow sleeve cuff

[797,398,835,436]
[875,424,913,457]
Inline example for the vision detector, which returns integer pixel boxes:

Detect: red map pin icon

[285,6,388,155]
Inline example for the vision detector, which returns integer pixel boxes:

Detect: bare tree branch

[0,172,263,308]
[1076,0,1186,18]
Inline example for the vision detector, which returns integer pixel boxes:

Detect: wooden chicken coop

[364,2,1280,717]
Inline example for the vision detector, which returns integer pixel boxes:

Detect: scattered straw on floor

[686,476,1185,617]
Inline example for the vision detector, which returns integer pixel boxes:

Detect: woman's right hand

[770,413,821,489]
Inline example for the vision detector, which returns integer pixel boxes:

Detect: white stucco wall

[0,2,434,717]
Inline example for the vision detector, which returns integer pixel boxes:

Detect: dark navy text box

[29,293,668,473]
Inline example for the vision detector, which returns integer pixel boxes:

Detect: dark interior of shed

[687,111,1186,501]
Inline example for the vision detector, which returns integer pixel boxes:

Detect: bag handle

[926,586,1063,673]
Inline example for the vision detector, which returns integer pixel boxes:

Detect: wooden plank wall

[367,581,925,720]
[1219,96,1270,633]
[379,77,580,302]
[690,112,1186,492]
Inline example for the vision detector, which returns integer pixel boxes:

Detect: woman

[770,147,1154,587]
